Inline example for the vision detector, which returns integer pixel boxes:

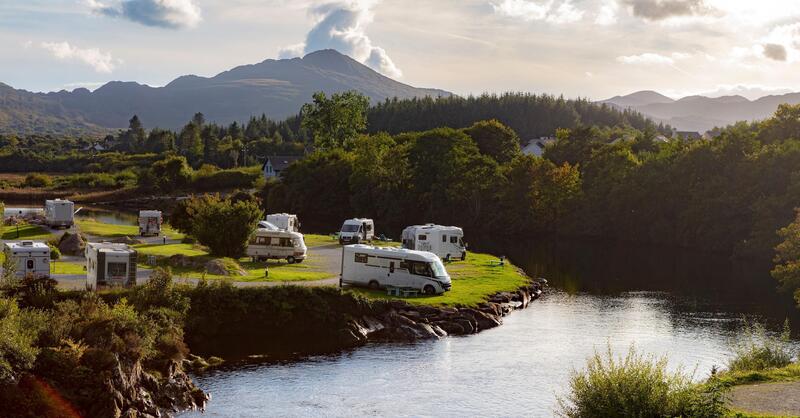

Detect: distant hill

[602,90,800,132]
[0,49,452,135]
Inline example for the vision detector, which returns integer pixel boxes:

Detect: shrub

[47,244,61,260]
[727,320,794,373]
[170,194,263,257]
[190,166,261,191]
[557,345,728,418]
[22,173,52,188]
[0,297,48,380]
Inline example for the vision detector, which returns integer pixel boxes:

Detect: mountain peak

[603,90,675,107]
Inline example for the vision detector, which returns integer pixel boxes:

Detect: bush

[190,166,261,191]
[47,244,61,260]
[727,320,794,373]
[558,345,728,418]
[170,194,263,257]
[22,173,52,188]
[0,297,48,380]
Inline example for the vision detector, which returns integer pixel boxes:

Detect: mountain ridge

[0,49,452,135]
[602,90,800,132]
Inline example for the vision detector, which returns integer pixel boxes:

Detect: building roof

[262,155,303,172]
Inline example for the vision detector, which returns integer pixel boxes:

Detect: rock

[168,254,194,267]
[111,236,144,245]
[436,320,465,335]
[462,308,502,331]
[58,231,86,256]
[204,259,246,276]
[454,318,475,334]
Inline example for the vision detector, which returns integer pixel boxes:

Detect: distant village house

[674,131,702,141]
[262,155,303,179]
[521,136,556,157]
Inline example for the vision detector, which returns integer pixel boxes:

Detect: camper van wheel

[286,256,296,264]
[368,280,380,290]
[423,285,436,295]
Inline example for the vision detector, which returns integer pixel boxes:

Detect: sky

[1,0,800,100]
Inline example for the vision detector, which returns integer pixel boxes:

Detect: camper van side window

[280,238,292,247]
[418,234,427,241]
[257,237,269,245]
[354,253,368,263]
[442,234,447,242]
[27,260,34,269]
[108,262,127,277]
[450,236,458,244]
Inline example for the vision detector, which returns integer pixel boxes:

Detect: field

[51,261,86,275]
[134,242,331,282]
[349,251,530,307]
[302,233,401,248]
[1,224,54,240]
[76,219,184,239]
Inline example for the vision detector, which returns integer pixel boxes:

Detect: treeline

[366,93,672,138]
[263,103,800,260]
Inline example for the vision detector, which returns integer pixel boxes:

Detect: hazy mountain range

[0,49,451,135]
[602,90,800,132]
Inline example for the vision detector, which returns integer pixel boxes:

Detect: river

[182,236,800,417]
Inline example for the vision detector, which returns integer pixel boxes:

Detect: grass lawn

[348,251,530,307]
[134,242,331,282]
[76,219,185,239]
[1,224,54,241]
[51,261,86,275]
[303,233,401,248]
[717,362,800,387]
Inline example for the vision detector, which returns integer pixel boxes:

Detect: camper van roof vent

[21,241,33,246]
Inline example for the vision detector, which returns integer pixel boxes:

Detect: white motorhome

[3,241,50,279]
[44,199,74,228]
[85,242,137,289]
[138,210,162,236]
[246,228,307,263]
[339,218,374,245]
[340,245,451,294]
[266,213,300,232]
[401,224,467,261]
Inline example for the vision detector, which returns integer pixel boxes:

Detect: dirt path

[728,381,800,417]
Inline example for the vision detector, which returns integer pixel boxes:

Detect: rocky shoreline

[338,279,546,346]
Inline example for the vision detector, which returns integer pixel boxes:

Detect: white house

[262,156,303,179]
[521,136,556,157]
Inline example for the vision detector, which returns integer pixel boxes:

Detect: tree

[300,91,369,149]
[772,209,800,307]
[463,119,521,163]
[148,155,193,192]
[178,122,203,165]
[170,194,263,257]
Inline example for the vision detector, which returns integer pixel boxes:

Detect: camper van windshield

[341,224,360,232]
[430,260,447,278]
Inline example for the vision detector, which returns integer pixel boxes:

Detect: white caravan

[86,242,138,289]
[339,218,374,245]
[246,228,307,263]
[138,210,162,236]
[266,213,300,232]
[3,241,50,279]
[44,199,74,228]
[340,245,451,295]
[401,224,467,261]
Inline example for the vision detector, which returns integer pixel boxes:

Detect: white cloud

[279,0,402,78]
[87,0,202,29]
[616,52,682,65]
[491,0,585,24]
[594,0,618,25]
[40,41,119,73]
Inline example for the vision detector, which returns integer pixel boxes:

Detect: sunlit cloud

[39,41,119,73]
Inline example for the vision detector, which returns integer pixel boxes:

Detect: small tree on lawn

[170,194,263,257]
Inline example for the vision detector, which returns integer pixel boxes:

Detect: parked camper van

[3,241,50,279]
[86,242,137,289]
[266,213,300,232]
[246,228,307,263]
[138,210,162,236]
[402,224,467,261]
[340,245,451,294]
[44,199,74,228]
[339,218,374,245]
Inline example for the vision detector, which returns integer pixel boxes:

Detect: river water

[183,236,800,417]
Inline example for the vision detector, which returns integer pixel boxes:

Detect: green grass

[76,219,184,239]
[348,251,530,307]
[303,233,401,248]
[716,362,800,387]
[1,224,53,240]
[51,261,86,275]
[133,242,331,282]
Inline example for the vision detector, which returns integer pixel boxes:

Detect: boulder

[111,236,144,245]
[167,254,194,268]
[462,308,502,331]
[58,232,86,256]
[204,259,246,276]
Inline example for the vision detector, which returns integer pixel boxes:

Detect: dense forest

[366,93,672,138]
